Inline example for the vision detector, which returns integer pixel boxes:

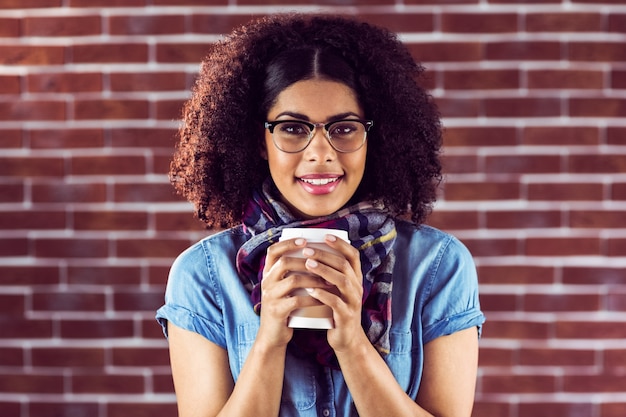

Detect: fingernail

[302,248,314,256]
[325,234,337,242]
[305,287,314,294]
[295,238,305,246]
[306,258,318,268]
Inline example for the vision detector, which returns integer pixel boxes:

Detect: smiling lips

[298,176,342,195]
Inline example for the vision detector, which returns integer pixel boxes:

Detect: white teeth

[301,177,339,186]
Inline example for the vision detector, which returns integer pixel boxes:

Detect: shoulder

[172,226,248,269]
[394,220,472,263]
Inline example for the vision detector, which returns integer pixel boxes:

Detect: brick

[424,210,479,230]
[0,181,24,202]
[444,127,517,147]
[443,69,520,90]
[570,154,626,173]
[486,41,561,61]
[612,69,626,89]
[114,183,179,203]
[0,348,23,366]
[70,155,146,176]
[32,291,106,312]
[72,43,148,63]
[486,154,562,174]
[486,210,561,229]
[527,69,604,90]
[0,100,66,121]
[0,129,22,148]
[557,321,626,339]
[153,372,175,393]
[570,210,625,228]
[142,318,166,339]
[32,181,106,203]
[443,181,520,201]
[69,0,144,5]
[34,238,108,258]
[23,15,101,36]
[608,238,626,257]
[0,211,66,230]
[520,348,596,366]
[526,12,602,32]
[477,265,555,284]
[109,127,177,148]
[570,97,626,117]
[106,402,178,417]
[31,347,105,367]
[30,128,104,148]
[60,319,135,339]
[408,42,482,63]
[0,266,60,286]
[109,14,185,35]
[153,152,175,174]
[0,317,53,338]
[0,0,62,6]
[74,99,149,120]
[607,127,626,145]
[528,182,603,201]
[0,156,64,177]
[478,347,514,366]
[0,18,20,37]
[156,98,185,120]
[0,294,25,313]
[523,292,600,311]
[110,71,187,91]
[563,267,625,285]
[602,403,626,417]
[68,266,142,286]
[72,373,145,393]
[463,237,520,257]
[113,289,163,312]
[518,402,594,417]
[73,211,149,231]
[0,75,20,93]
[570,42,626,62]
[115,238,191,258]
[155,212,212,231]
[485,97,561,117]
[0,45,65,65]
[471,402,510,417]
[607,290,626,311]
[191,13,263,34]
[29,403,99,417]
[522,126,599,146]
[608,14,626,33]
[564,374,626,393]
[480,293,518,312]
[112,347,170,367]
[435,97,481,118]
[156,43,212,63]
[441,13,518,33]
[605,349,626,370]
[441,154,478,174]
[526,237,602,256]
[27,72,102,93]
[0,374,64,394]
[482,374,556,393]
[148,265,171,285]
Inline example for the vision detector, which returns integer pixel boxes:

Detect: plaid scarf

[236,179,396,368]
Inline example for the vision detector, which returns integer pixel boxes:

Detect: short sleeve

[421,236,485,344]
[155,241,227,349]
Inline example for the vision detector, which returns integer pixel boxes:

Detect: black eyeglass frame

[264,119,374,153]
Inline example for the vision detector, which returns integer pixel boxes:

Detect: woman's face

[263,79,367,219]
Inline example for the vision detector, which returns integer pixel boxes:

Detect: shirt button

[322,409,330,417]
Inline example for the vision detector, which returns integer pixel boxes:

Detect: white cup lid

[280,227,349,243]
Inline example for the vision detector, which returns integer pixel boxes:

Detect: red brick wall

[1,1,624,416]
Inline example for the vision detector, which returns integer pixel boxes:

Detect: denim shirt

[156,221,485,417]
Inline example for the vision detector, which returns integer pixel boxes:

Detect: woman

[156,13,485,417]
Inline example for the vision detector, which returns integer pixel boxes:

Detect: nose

[304,127,335,162]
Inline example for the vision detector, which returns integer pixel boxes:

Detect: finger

[264,237,307,272]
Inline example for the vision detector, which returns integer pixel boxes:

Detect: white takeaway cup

[279,228,350,329]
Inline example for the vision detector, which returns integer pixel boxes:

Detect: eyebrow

[273,111,362,121]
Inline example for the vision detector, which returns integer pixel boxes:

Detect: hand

[301,234,366,353]
[259,237,332,348]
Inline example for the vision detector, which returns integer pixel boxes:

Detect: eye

[278,122,310,137]
[328,121,360,137]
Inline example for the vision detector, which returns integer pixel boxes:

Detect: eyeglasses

[264,119,374,153]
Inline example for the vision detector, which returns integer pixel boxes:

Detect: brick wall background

[1,0,625,416]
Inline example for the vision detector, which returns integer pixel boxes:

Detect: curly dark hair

[170,13,442,229]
